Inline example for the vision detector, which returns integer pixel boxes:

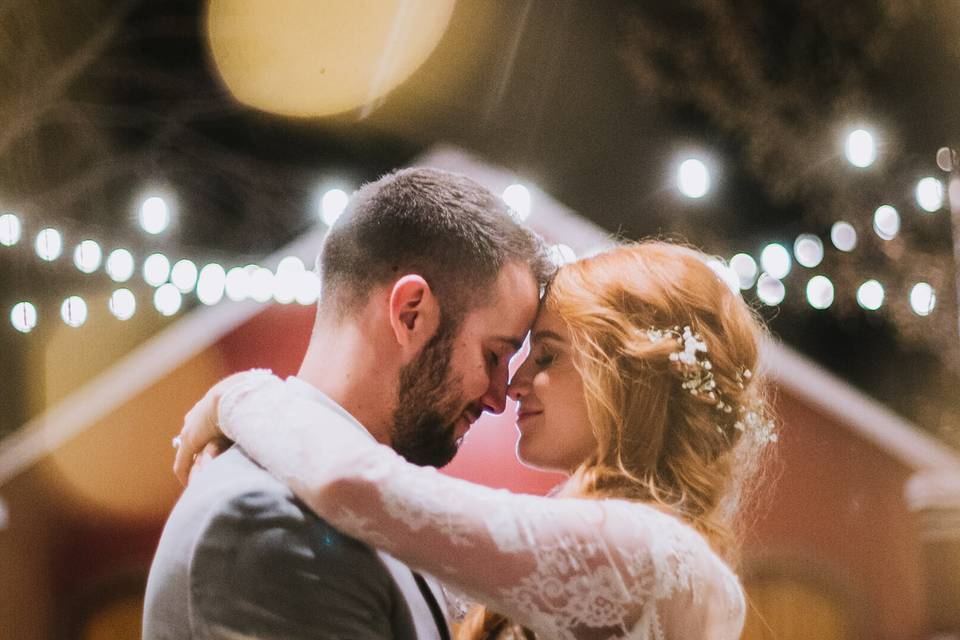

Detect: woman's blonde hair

[458,240,776,640]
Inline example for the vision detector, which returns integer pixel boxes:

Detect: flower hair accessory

[644,325,777,444]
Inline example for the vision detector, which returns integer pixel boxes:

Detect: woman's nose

[507,359,532,402]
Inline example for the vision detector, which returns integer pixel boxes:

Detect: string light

[830,222,857,252]
[248,266,274,303]
[35,228,63,261]
[143,253,171,287]
[793,234,824,268]
[915,177,944,212]
[108,288,136,320]
[73,240,103,274]
[0,213,21,246]
[139,196,170,235]
[60,296,88,328]
[197,263,227,306]
[225,266,250,302]
[873,205,900,240]
[729,253,758,290]
[756,273,786,306]
[909,283,936,316]
[676,159,710,199]
[856,280,884,311]
[171,259,198,293]
[294,270,322,305]
[806,276,835,310]
[502,183,532,219]
[105,248,135,283]
[760,243,791,279]
[844,128,876,168]
[10,302,37,333]
[320,189,349,226]
[154,283,183,316]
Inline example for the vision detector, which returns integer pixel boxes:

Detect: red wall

[749,390,929,639]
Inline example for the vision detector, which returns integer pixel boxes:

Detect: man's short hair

[319,167,553,323]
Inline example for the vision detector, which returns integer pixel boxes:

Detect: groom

[143,168,552,638]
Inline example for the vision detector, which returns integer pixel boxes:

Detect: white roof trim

[2,145,957,487]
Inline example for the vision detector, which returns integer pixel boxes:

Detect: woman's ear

[388,275,440,352]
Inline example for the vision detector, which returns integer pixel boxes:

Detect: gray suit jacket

[143,446,438,639]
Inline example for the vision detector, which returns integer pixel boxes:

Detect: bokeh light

[143,253,171,287]
[909,282,936,316]
[729,253,758,290]
[225,266,251,302]
[139,196,170,235]
[793,234,824,268]
[10,301,37,333]
[756,274,786,306]
[197,263,227,306]
[35,228,63,261]
[109,288,137,321]
[154,283,183,316]
[73,240,103,274]
[806,276,835,310]
[760,243,791,279]
[0,213,21,247]
[873,205,900,240]
[502,184,532,220]
[321,189,349,226]
[915,177,944,212]
[60,296,88,328]
[106,248,135,283]
[171,259,199,293]
[830,222,857,252]
[844,128,876,168]
[856,280,885,311]
[677,158,710,198]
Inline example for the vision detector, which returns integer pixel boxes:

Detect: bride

[175,240,776,639]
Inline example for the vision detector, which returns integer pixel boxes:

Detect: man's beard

[391,320,469,467]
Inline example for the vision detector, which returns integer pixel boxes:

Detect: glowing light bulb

[760,243,791,280]
[10,301,37,333]
[35,228,63,261]
[60,296,88,327]
[0,213,21,246]
[321,189,349,226]
[844,129,876,168]
[806,276,835,310]
[502,183,532,220]
[143,253,171,287]
[729,253,758,290]
[756,274,786,306]
[856,280,884,311]
[109,288,136,320]
[677,159,710,198]
[139,196,170,234]
[105,248,135,282]
[831,222,857,252]
[73,240,103,274]
[154,283,183,316]
[873,205,900,240]
[793,234,824,268]
[909,283,936,316]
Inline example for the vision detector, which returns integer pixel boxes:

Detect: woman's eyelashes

[534,351,556,368]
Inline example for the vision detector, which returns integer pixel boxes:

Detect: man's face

[390,261,540,467]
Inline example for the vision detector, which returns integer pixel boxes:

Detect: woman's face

[507,307,596,474]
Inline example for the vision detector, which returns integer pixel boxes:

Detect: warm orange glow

[206,0,456,117]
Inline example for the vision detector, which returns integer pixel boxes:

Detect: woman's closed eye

[534,351,556,368]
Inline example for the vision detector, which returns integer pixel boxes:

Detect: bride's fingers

[173,394,217,485]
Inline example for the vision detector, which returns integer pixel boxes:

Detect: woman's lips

[517,411,543,424]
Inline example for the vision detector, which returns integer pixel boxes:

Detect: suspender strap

[411,571,452,640]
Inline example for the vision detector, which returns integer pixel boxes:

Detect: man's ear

[388,275,440,350]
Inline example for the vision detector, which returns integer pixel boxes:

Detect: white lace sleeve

[218,374,746,640]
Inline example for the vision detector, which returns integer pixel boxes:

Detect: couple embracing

[144,167,775,639]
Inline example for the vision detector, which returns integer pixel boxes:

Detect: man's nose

[481,367,509,415]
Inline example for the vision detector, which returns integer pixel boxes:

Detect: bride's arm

[216,374,744,639]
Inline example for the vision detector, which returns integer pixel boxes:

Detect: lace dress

[216,372,746,640]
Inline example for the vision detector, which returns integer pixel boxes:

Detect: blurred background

[1,1,959,638]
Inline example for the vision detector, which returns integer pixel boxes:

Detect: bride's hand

[172,371,264,485]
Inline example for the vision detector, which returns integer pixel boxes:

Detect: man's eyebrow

[532,330,564,343]
[495,336,525,351]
